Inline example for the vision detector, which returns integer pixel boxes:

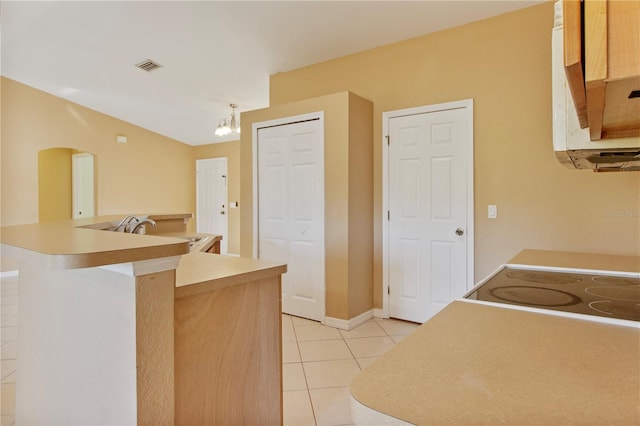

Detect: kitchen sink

[178,236,206,251]
[184,236,203,243]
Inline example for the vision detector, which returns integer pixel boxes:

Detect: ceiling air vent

[135,59,163,72]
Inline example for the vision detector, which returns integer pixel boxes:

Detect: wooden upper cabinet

[563,0,588,129]
[564,0,640,141]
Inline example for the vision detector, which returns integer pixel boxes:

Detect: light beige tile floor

[1,276,18,426]
[0,275,421,426]
[282,313,419,425]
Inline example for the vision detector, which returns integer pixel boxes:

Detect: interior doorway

[383,99,474,323]
[196,158,228,254]
[72,152,95,219]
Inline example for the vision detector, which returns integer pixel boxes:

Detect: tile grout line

[339,325,360,371]
[287,315,318,426]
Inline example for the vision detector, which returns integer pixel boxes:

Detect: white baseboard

[373,308,388,319]
[324,309,374,331]
[1,271,19,279]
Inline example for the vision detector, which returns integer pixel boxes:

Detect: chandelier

[214,103,240,136]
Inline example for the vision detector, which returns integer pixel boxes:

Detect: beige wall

[193,141,241,254]
[240,92,374,320]
[1,77,195,230]
[347,93,374,318]
[269,3,640,308]
[3,1,638,294]
[38,148,73,222]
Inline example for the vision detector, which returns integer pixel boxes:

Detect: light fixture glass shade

[215,104,240,137]
[214,119,229,136]
[222,118,231,135]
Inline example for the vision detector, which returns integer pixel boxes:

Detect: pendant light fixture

[215,103,241,136]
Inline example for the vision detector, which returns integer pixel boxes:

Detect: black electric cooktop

[465,267,640,322]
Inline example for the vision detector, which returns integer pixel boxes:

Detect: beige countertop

[351,250,640,425]
[146,213,192,221]
[351,301,639,425]
[1,215,286,295]
[155,232,222,253]
[0,215,189,269]
[175,252,287,299]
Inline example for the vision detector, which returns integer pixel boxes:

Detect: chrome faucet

[113,215,139,232]
[131,218,157,234]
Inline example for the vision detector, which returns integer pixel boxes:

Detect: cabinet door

[585,0,640,140]
[563,0,588,128]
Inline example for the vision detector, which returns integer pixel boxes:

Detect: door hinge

[387,286,390,295]
[387,210,390,221]
[386,135,390,145]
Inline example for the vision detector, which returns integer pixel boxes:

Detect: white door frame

[251,111,325,258]
[381,99,474,318]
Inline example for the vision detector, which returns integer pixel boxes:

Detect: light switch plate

[488,205,497,219]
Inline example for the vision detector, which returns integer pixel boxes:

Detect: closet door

[257,118,325,321]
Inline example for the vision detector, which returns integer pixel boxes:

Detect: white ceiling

[1,1,543,145]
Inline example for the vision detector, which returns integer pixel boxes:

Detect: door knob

[455,228,464,236]
[220,211,225,215]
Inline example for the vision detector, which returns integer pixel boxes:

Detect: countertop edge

[0,215,191,269]
[1,240,189,269]
[508,249,640,273]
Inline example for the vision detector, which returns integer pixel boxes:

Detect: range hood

[551,2,640,172]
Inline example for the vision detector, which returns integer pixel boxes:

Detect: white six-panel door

[257,118,325,321]
[387,102,473,323]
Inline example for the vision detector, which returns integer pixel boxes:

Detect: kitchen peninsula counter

[176,251,286,297]
[350,250,640,425]
[1,215,286,426]
[0,215,190,268]
[173,252,286,424]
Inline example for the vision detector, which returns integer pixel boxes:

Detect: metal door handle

[455,228,464,236]
[220,211,225,215]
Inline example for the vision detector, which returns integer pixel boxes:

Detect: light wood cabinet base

[175,275,283,425]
